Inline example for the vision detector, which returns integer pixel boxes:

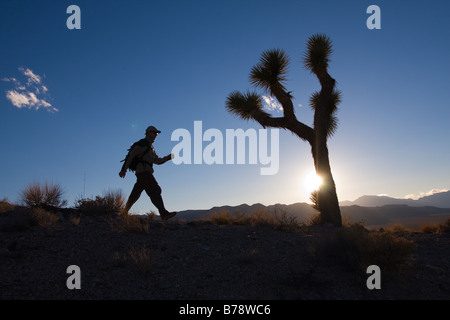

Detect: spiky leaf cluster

[309,89,341,138]
[249,49,289,95]
[225,90,268,121]
[304,34,333,74]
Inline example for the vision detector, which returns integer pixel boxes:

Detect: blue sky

[1,0,449,214]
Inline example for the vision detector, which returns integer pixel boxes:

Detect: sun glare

[302,171,323,197]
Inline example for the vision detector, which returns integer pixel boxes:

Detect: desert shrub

[113,251,128,268]
[0,198,15,212]
[440,218,450,233]
[208,210,245,225]
[30,207,59,228]
[420,218,450,234]
[129,245,154,274]
[75,189,125,215]
[207,209,301,231]
[112,245,154,273]
[245,210,277,227]
[386,224,413,233]
[310,223,416,277]
[272,209,303,231]
[69,213,81,225]
[110,213,151,234]
[419,223,441,234]
[20,181,67,209]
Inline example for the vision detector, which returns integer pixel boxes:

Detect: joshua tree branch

[270,85,296,123]
[253,108,315,144]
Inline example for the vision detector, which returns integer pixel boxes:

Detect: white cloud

[19,67,42,85]
[404,188,449,200]
[5,90,58,112]
[2,67,58,112]
[6,90,30,108]
[262,95,283,112]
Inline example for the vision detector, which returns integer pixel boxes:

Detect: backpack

[120,139,151,172]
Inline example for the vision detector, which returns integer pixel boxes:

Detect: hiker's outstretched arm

[154,154,172,165]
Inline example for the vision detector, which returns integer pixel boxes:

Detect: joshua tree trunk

[312,66,342,226]
[311,142,342,226]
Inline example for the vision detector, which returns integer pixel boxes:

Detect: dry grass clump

[129,245,154,274]
[419,218,450,234]
[30,207,59,228]
[75,189,125,215]
[20,181,67,209]
[206,209,301,231]
[109,212,156,234]
[0,198,15,213]
[310,222,416,277]
[113,245,155,274]
[385,224,414,233]
[69,213,81,225]
[419,223,441,234]
[440,218,450,232]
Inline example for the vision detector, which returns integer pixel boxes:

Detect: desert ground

[1,206,449,302]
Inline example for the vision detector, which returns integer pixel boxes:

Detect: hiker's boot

[160,211,177,221]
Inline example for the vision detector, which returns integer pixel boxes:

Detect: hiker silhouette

[119,125,176,220]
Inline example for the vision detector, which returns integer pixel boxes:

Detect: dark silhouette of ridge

[173,191,450,229]
[339,190,450,208]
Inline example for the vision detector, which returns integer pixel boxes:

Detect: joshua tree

[226,34,342,227]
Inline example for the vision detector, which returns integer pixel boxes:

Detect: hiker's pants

[125,171,167,214]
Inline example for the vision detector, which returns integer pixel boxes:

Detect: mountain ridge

[174,191,450,229]
[339,190,450,208]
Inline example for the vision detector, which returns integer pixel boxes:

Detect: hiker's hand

[165,154,172,162]
[119,170,126,178]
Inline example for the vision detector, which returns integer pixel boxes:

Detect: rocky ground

[1,207,449,302]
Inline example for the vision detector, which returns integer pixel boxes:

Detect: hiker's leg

[140,172,169,215]
[123,179,144,214]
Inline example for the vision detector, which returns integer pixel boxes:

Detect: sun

[302,170,323,197]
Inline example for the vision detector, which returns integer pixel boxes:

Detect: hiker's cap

[146,125,161,134]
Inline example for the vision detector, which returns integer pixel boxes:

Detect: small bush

[386,224,413,233]
[69,213,81,225]
[75,189,125,215]
[419,223,441,234]
[0,198,15,212]
[30,207,59,228]
[113,251,128,268]
[419,218,450,234]
[20,181,67,209]
[272,209,303,231]
[310,223,416,277]
[206,209,301,231]
[129,245,154,274]
[208,210,244,225]
[440,218,450,232]
[109,212,156,234]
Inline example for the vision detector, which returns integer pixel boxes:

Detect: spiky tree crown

[249,48,289,95]
[225,90,269,121]
[303,34,333,74]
